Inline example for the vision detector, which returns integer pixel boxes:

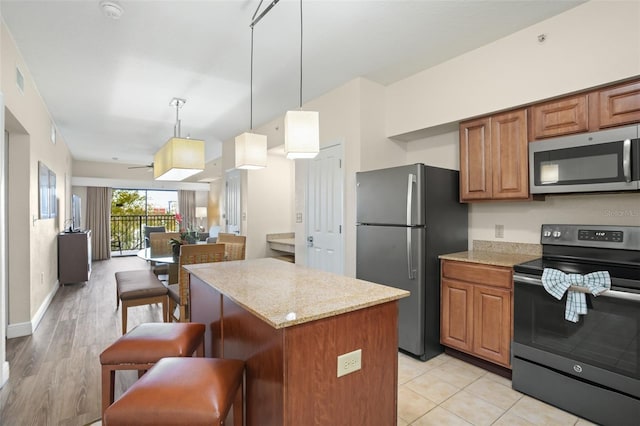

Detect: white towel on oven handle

[541,269,611,323]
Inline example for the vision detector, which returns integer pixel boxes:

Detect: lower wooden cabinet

[440,259,512,368]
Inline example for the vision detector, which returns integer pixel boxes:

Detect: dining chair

[143,225,166,248]
[216,233,247,261]
[148,232,180,280]
[168,243,226,322]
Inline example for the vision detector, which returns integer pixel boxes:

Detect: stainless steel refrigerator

[356,164,468,360]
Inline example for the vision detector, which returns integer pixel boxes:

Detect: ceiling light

[154,98,205,181]
[235,132,267,170]
[284,0,319,160]
[100,1,124,20]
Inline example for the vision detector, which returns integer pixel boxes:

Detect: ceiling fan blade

[128,163,154,170]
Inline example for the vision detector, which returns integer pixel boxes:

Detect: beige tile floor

[397,352,596,426]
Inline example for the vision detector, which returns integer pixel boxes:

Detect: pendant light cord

[250,25,254,130]
[299,0,303,109]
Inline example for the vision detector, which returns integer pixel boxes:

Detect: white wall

[386,1,640,138]
[1,22,73,340]
[245,151,294,259]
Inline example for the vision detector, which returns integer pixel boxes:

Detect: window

[110,189,178,252]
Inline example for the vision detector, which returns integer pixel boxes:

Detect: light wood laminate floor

[1,256,594,426]
[0,256,162,425]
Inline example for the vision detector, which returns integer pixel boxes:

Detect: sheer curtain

[178,190,196,230]
[86,186,112,260]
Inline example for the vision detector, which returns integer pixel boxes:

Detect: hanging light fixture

[284,0,319,159]
[235,21,267,170]
[154,98,205,181]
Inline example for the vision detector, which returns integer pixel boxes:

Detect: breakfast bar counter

[186,258,409,426]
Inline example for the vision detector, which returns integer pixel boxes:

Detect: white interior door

[307,144,344,274]
[225,170,241,234]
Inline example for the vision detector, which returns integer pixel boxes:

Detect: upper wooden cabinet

[530,79,640,140]
[460,117,492,200]
[598,80,640,128]
[529,94,589,140]
[460,109,529,202]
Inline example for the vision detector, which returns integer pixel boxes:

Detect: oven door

[513,273,640,397]
[529,124,640,194]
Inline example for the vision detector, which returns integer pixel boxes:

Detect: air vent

[16,66,24,93]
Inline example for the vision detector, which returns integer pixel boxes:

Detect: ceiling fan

[128,163,154,171]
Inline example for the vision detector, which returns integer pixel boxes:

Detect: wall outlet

[296,212,303,223]
[40,272,44,284]
[495,224,504,239]
[337,349,362,377]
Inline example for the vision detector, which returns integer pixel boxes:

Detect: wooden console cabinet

[58,230,92,284]
[440,259,512,368]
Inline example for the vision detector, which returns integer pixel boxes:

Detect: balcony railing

[111,214,178,252]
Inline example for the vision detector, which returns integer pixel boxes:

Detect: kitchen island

[185,258,409,426]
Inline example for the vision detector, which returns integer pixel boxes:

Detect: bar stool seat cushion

[100,323,205,365]
[103,357,245,425]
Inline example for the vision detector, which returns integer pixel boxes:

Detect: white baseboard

[0,361,9,389]
[6,321,31,338]
[6,281,59,338]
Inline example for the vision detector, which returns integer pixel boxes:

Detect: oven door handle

[514,274,640,302]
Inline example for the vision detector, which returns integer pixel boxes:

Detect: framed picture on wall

[48,168,57,218]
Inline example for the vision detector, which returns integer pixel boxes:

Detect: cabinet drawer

[442,260,511,289]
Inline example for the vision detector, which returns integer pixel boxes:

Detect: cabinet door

[472,285,512,367]
[529,94,589,139]
[491,109,529,200]
[460,117,492,201]
[441,278,473,352]
[598,80,640,128]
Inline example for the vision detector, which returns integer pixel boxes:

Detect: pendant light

[284,0,319,160]
[154,98,205,181]
[235,11,267,169]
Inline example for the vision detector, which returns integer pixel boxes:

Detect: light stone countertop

[439,250,540,267]
[185,258,409,329]
[267,233,295,254]
[439,240,542,268]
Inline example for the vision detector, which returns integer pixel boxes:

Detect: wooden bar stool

[103,357,245,426]
[99,322,205,416]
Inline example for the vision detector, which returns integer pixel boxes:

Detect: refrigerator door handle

[406,173,416,226]
[407,228,415,280]
[406,173,416,280]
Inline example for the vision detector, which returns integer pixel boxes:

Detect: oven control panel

[578,229,623,242]
[541,224,639,250]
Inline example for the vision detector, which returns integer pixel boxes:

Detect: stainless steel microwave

[529,124,640,194]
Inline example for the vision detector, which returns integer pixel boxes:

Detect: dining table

[136,247,179,284]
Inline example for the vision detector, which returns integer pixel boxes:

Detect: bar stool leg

[101,367,115,416]
[232,381,243,426]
